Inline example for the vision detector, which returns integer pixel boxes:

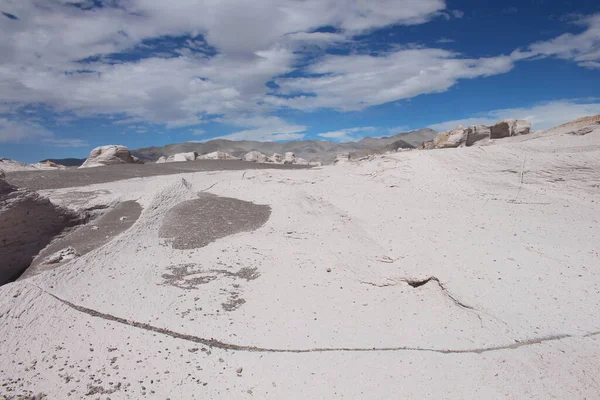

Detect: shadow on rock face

[159,193,271,250]
[18,201,143,280]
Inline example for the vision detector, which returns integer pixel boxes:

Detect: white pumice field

[1,118,599,399]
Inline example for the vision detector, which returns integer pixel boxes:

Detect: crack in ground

[25,283,599,355]
[362,276,478,312]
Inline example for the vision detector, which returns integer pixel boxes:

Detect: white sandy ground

[1,122,600,399]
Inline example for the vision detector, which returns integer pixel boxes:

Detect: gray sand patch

[159,193,271,250]
[19,201,142,279]
[5,160,309,191]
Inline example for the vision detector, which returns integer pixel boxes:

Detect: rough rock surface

[283,152,296,164]
[0,158,42,173]
[168,152,198,163]
[270,153,284,163]
[244,151,270,163]
[432,126,468,149]
[490,119,531,139]
[156,156,167,163]
[42,247,79,265]
[422,119,531,150]
[465,125,492,146]
[0,183,83,285]
[197,151,239,160]
[79,145,143,168]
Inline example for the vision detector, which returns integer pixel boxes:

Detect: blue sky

[1,0,600,162]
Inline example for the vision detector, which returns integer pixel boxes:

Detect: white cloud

[273,49,515,110]
[524,13,600,69]
[318,126,377,141]
[429,100,600,132]
[0,118,52,143]
[2,0,447,139]
[0,118,87,147]
[216,116,307,141]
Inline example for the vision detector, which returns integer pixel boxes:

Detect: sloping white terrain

[1,120,599,399]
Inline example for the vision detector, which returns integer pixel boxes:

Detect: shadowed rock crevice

[18,201,142,280]
[0,178,85,285]
[159,193,271,250]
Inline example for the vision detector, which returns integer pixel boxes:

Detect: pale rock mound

[156,156,167,163]
[79,145,143,168]
[197,151,239,160]
[490,119,531,139]
[269,153,284,163]
[244,151,270,163]
[0,158,40,173]
[167,152,198,163]
[283,152,296,164]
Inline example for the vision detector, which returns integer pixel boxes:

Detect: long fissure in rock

[29,284,597,356]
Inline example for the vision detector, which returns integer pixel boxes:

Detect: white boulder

[295,157,309,165]
[197,151,239,160]
[490,119,531,139]
[167,152,197,163]
[465,125,492,146]
[244,151,270,163]
[79,145,143,168]
[269,153,284,163]
[283,152,296,164]
[156,156,167,164]
[432,126,467,149]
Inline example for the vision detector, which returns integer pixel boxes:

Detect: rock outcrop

[0,178,84,285]
[156,156,167,163]
[244,151,270,163]
[490,119,531,139]
[243,151,310,165]
[422,119,532,150]
[465,125,492,146]
[79,145,143,168]
[197,151,240,160]
[432,126,468,149]
[283,152,296,164]
[168,152,197,162]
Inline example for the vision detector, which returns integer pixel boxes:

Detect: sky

[1,0,600,162]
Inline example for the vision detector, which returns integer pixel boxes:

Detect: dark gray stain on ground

[161,263,260,312]
[159,193,271,250]
[19,201,142,279]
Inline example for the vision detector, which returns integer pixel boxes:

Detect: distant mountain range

[132,128,437,164]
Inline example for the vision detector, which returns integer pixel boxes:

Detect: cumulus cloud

[0,0,449,140]
[428,100,600,132]
[273,49,515,110]
[0,118,87,147]
[522,13,600,69]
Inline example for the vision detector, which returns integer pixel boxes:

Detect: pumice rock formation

[79,145,143,168]
[0,176,83,285]
[422,119,532,149]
